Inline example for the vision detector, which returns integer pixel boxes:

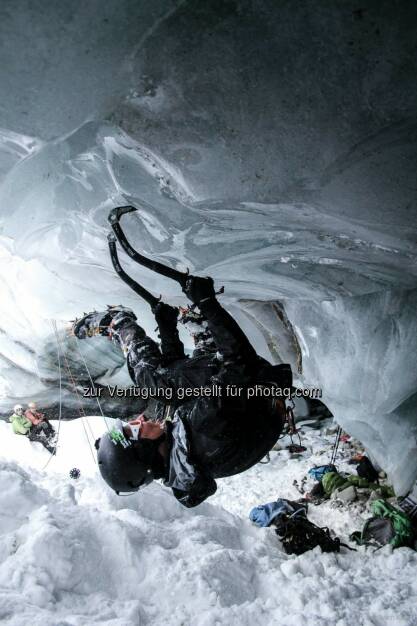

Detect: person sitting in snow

[9,404,32,436]
[73,274,292,507]
[25,401,56,454]
[25,401,54,436]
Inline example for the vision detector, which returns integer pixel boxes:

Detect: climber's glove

[152,302,179,327]
[182,275,216,305]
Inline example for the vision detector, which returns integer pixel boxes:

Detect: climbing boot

[72,306,137,339]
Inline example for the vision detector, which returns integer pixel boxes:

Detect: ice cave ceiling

[0,0,416,494]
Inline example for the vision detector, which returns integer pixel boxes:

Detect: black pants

[28,422,55,452]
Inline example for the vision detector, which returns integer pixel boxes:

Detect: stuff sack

[273,514,341,555]
[308,464,336,482]
[350,499,415,549]
[249,498,307,528]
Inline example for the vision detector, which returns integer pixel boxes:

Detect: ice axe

[108,205,225,303]
[108,206,189,287]
[107,232,161,309]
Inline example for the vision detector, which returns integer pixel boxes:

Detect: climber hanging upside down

[72,206,292,507]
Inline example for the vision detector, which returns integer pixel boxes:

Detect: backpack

[398,495,417,526]
[350,499,415,549]
[272,514,341,555]
[356,456,379,483]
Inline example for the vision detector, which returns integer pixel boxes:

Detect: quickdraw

[285,399,306,453]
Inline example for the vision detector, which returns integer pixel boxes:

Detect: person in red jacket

[25,401,46,426]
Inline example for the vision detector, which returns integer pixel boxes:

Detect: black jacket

[114,292,292,507]
[164,372,288,507]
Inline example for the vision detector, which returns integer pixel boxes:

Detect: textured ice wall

[285,290,417,495]
[0,1,416,492]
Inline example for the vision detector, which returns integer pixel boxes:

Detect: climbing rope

[71,335,111,432]
[41,320,64,470]
[53,321,97,464]
[54,321,63,447]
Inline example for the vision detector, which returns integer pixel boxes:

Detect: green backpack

[351,499,415,549]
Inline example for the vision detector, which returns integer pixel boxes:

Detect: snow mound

[1,418,417,625]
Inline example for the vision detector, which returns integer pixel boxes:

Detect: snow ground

[0,417,416,626]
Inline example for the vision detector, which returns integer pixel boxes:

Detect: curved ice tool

[108,206,189,287]
[107,231,160,309]
[107,205,224,305]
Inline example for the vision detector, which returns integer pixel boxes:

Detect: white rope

[41,320,63,469]
[44,316,120,469]
[54,320,63,444]
[54,321,97,464]
[71,335,111,432]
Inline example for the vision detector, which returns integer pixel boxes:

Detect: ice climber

[72,206,292,507]
[26,401,56,449]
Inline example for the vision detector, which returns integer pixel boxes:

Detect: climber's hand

[152,302,179,326]
[182,275,216,305]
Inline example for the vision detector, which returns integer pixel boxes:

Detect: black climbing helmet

[95,421,156,495]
